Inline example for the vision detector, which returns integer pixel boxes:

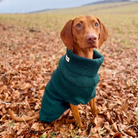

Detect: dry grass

[0,1,138,48]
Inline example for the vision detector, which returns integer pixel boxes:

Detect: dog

[9,15,108,128]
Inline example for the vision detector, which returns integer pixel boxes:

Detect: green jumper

[39,49,104,122]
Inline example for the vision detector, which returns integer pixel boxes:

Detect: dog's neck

[72,45,94,59]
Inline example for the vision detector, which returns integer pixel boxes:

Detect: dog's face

[72,16,100,49]
[60,15,108,50]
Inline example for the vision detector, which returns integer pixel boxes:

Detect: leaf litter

[0,22,138,138]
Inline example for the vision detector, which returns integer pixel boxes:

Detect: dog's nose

[86,34,97,44]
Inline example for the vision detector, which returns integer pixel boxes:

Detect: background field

[0,1,138,137]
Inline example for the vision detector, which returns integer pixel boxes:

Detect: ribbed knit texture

[39,49,104,122]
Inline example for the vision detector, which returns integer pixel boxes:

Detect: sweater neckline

[64,48,104,77]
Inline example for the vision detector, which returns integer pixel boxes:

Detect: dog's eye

[95,23,98,27]
[76,23,82,28]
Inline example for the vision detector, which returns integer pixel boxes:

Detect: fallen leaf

[31,122,44,131]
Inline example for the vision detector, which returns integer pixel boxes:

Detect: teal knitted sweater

[39,49,104,122]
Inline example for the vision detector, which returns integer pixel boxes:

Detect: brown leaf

[135,107,138,117]
[0,85,7,93]
[104,122,115,135]
[111,123,118,132]
[11,90,20,100]
[31,122,44,131]
[108,103,117,110]
[123,128,136,137]
[20,83,32,90]
[113,132,124,138]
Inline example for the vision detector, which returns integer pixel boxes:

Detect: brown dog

[9,15,108,128]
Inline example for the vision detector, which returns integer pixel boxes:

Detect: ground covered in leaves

[0,15,138,137]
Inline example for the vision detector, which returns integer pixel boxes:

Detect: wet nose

[86,33,97,44]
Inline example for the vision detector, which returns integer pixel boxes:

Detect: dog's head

[60,15,108,50]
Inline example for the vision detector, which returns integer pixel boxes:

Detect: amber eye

[76,23,82,28]
[95,22,98,27]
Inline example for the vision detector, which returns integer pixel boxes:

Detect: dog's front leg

[89,97,98,117]
[70,103,83,128]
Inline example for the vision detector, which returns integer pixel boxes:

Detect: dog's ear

[96,18,108,47]
[60,19,74,50]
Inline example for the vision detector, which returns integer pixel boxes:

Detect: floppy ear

[60,19,74,50]
[97,18,108,47]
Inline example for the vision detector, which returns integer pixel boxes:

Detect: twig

[0,70,12,78]
[22,116,29,127]
[0,101,26,105]
[125,124,138,129]
[0,101,11,104]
